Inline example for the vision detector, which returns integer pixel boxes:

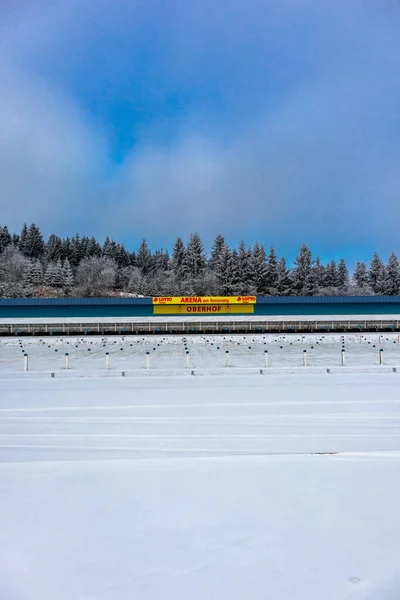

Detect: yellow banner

[152,296,256,305]
[154,304,254,315]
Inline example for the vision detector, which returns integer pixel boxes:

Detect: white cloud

[0,0,399,259]
[0,62,108,233]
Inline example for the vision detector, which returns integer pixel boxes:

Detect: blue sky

[0,0,399,266]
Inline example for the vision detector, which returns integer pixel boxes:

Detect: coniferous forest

[0,223,398,298]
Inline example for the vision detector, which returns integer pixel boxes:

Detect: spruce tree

[115,244,131,268]
[44,260,64,288]
[353,261,368,288]
[0,226,12,253]
[209,234,226,271]
[276,257,291,296]
[103,237,118,261]
[386,252,400,295]
[215,244,238,295]
[87,236,102,257]
[23,260,43,288]
[61,237,72,262]
[19,223,29,255]
[63,259,74,292]
[251,242,268,295]
[19,223,44,259]
[171,237,186,279]
[368,252,386,294]
[312,256,326,290]
[70,234,85,267]
[265,246,278,295]
[236,240,253,294]
[153,248,169,273]
[46,234,63,262]
[230,249,240,293]
[79,236,90,259]
[136,239,153,275]
[44,262,56,287]
[184,233,206,278]
[337,258,349,291]
[291,244,315,295]
[325,260,339,288]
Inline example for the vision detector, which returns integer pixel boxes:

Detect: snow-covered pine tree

[0,226,12,254]
[102,237,118,261]
[18,223,29,255]
[184,233,206,278]
[116,244,131,268]
[45,234,63,262]
[69,234,86,268]
[276,257,292,296]
[337,258,349,292]
[136,239,153,275]
[44,260,64,288]
[368,252,386,294]
[353,261,368,288]
[386,252,400,295]
[251,242,268,295]
[324,259,339,289]
[265,246,278,295]
[209,234,226,271]
[63,259,74,292]
[153,249,169,273]
[215,244,238,295]
[171,237,186,280]
[20,224,44,259]
[312,256,325,291]
[44,262,56,287]
[23,260,43,288]
[61,237,72,262]
[55,258,65,288]
[291,244,315,295]
[235,240,253,294]
[82,236,91,257]
[87,236,102,257]
[230,249,240,293]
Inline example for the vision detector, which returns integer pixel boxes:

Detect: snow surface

[1,332,400,375]
[2,335,400,599]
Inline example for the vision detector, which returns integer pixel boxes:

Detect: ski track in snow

[2,333,400,599]
[2,367,400,461]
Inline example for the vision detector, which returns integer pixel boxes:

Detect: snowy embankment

[1,370,400,599]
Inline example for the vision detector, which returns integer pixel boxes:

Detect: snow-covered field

[1,332,400,375]
[1,334,400,599]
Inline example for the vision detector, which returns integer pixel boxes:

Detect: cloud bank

[0,0,399,261]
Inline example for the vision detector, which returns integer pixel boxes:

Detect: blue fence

[1,296,400,318]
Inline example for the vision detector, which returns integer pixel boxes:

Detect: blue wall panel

[1,296,400,318]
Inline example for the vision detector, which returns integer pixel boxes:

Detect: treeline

[0,223,399,298]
